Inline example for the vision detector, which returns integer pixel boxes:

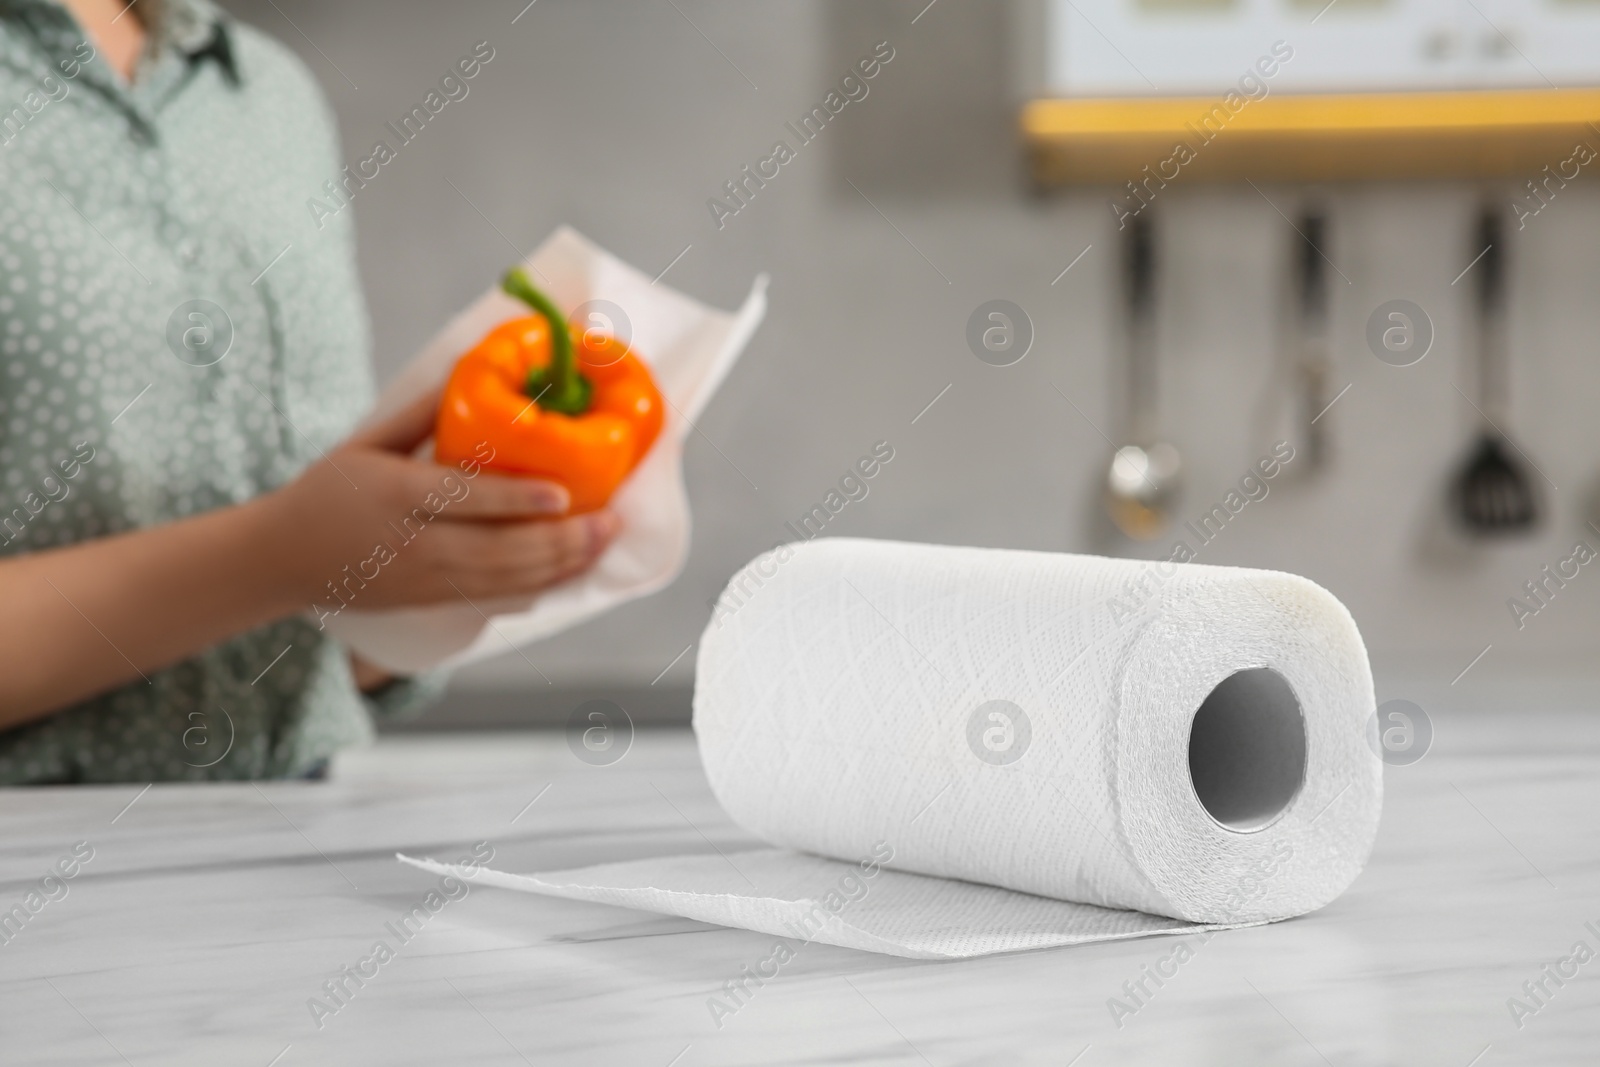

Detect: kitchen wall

[225,0,1600,722]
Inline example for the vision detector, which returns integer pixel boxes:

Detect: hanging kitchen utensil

[1451,202,1539,535]
[1105,212,1181,540]
[1294,207,1332,473]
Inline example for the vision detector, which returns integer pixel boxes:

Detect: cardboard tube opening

[1187,668,1307,832]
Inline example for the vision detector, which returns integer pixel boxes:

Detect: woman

[0,0,617,782]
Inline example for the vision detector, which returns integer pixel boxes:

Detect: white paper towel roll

[400,537,1381,958]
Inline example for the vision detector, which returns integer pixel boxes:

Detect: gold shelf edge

[1023,89,1600,184]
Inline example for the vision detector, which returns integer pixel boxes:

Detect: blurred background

[220,0,1600,727]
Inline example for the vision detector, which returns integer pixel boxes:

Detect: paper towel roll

[694,537,1380,927]
[399,537,1381,958]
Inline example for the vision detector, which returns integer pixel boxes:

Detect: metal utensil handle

[1296,209,1331,468]
[1124,213,1156,443]
[1476,205,1508,425]
[1298,211,1329,330]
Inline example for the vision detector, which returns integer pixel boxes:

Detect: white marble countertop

[3,713,1599,1066]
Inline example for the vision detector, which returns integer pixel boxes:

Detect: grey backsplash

[226,0,1600,723]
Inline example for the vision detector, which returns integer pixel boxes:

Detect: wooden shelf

[1022,88,1600,184]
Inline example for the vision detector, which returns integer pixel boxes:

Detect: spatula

[1451,203,1539,536]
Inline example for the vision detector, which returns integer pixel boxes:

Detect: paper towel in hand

[321,227,768,673]
[400,538,1382,959]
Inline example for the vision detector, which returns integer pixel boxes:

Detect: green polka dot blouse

[0,0,444,783]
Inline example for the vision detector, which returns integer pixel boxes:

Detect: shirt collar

[157,0,230,61]
[171,0,237,85]
[0,0,237,82]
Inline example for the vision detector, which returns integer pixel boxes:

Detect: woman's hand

[0,390,620,726]
[261,390,620,611]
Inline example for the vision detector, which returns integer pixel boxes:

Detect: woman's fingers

[342,389,587,519]
[357,444,571,519]
[274,406,618,611]
[423,511,619,598]
[425,471,571,520]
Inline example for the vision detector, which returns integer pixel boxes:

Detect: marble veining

[1,715,1598,1065]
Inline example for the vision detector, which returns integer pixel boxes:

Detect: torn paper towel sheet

[397,849,1250,960]
[399,538,1381,959]
[322,227,768,673]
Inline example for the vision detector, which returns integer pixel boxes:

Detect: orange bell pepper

[433,268,664,514]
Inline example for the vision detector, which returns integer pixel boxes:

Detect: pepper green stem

[502,267,592,415]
